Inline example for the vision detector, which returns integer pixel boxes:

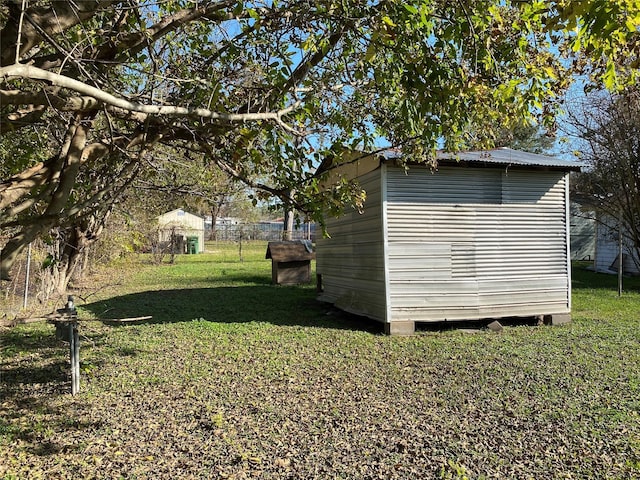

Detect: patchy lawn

[1,247,639,479]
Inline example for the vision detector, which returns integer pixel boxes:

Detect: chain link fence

[210,222,316,242]
[1,222,317,318]
[0,239,48,318]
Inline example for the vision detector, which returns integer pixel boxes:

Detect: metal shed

[266,241,315,285]
[315,148,582,335]
[158,209,205,254]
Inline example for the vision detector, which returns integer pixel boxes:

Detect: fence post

[618,213,623,296]
[22,243,32,309]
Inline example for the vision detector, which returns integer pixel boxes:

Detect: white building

[569,201,596,261]
[593,213,640,275]
[158,209,205,253]
[316,148,582,335]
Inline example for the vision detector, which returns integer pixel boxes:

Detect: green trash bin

[186,236,198,254]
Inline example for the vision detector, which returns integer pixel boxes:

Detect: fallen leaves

[2,263,640,479]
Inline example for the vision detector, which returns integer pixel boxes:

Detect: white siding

[570,202,595,261]
[594,214,640,275]
[158,209,205,253]
[316,169,387,321]
[385,167,570,322]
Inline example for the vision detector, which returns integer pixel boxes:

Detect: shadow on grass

[1,361,69,387]
[0,401,104,457]
[80,267,631,334]
[80,285,383,333]
[1,328,72,392]
[1,325,108,397]
[572,264,640,293]
[1,326,62,358]
[1,325,109,455]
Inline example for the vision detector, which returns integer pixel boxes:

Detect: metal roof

[265,241,315,262]
[437,147,583,171]
[382,147,583,171]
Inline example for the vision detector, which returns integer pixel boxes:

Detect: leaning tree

[1,0,639,288]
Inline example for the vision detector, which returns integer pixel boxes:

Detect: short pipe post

[69,321,80,395]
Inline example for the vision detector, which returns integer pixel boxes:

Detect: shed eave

[380,147,583,172]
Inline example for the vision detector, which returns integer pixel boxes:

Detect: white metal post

[618,212,623,296]
[22,243,31,309]
[69,322,80,395]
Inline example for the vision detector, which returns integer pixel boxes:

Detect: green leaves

[522,0,640,88]
[403,4,418,15]
[603,60,619,91]
[4,0,640,283]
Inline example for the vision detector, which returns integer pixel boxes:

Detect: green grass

[77,241,337,329]
[1,250,639,479]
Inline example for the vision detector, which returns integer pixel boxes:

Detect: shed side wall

[385,167,571,321]
[316,169,387,321]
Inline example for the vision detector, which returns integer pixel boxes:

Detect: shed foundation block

[550,313,571,326]
[385,321,415,336]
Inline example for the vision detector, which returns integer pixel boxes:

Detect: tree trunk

[39,211,110,299]
[283,208,294,241]
[1,117,89,281]
[210,206,219,241]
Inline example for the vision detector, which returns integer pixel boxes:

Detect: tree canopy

[1,0,639,281]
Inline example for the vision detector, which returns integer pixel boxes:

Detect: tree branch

[0,0,117,66]
[0,160,54,211]
[108,0,238,63]
[0,88,100,111]
[197,140,287,200]
[1,64,302,123]
[257,27,346,111]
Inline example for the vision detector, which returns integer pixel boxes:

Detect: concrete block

[385,321,415,336]
[487,320,503,332]
[550,313,571,326]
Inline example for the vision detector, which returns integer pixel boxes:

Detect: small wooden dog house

[315,148,582,335]
[266,241,315,285]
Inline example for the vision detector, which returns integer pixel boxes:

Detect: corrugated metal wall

[385,166,571,322]
[315,169,388,321]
